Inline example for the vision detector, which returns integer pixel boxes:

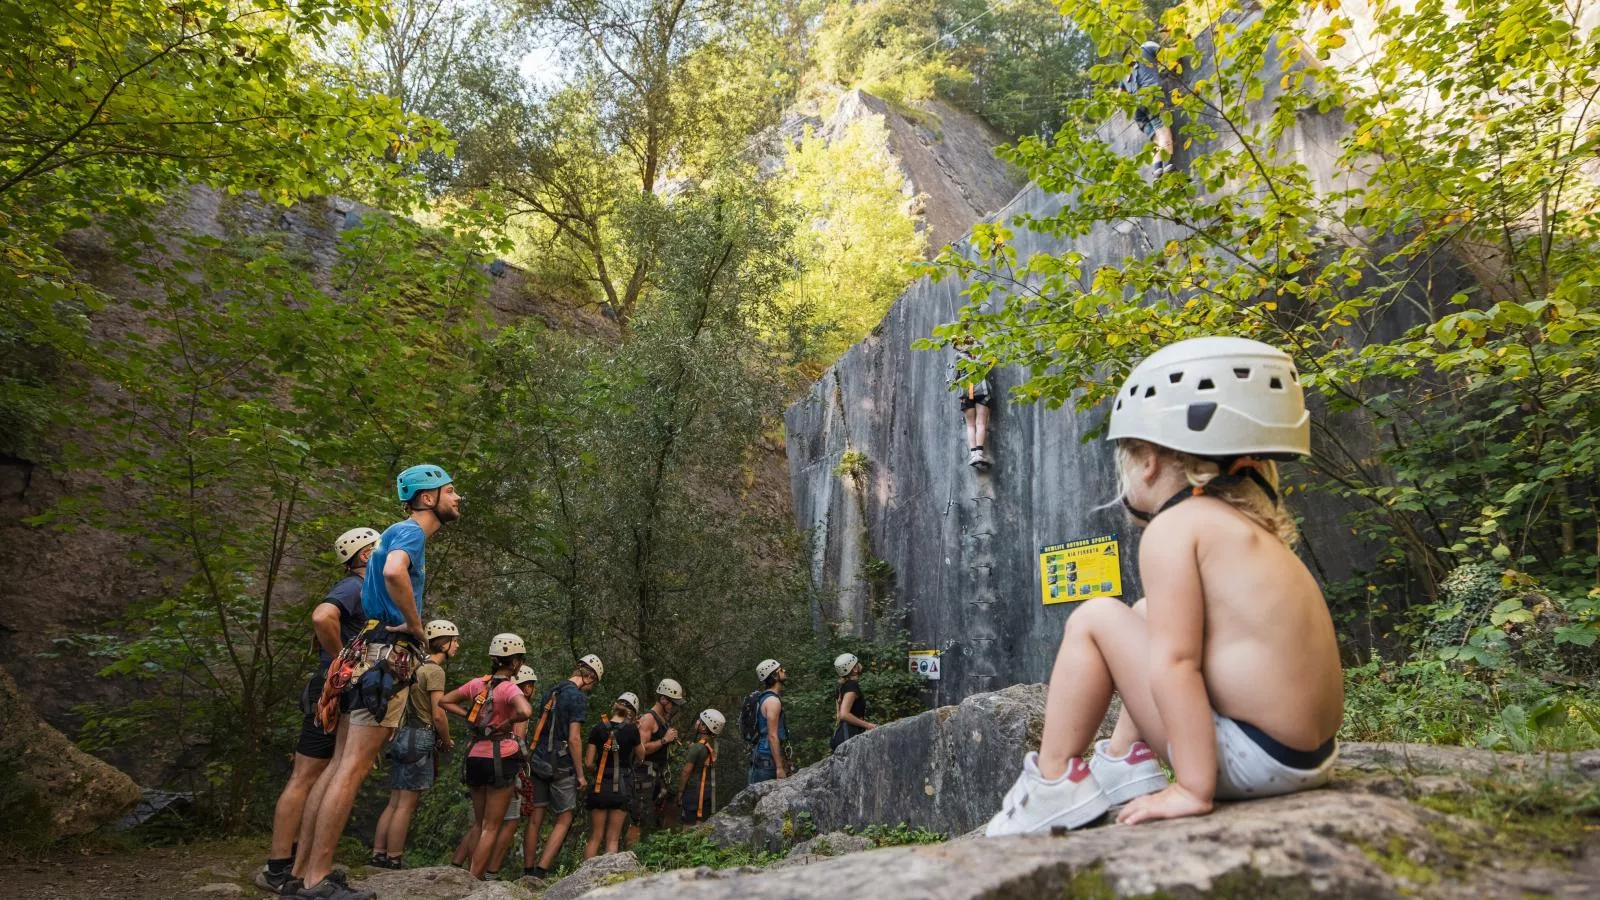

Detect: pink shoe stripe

[1126,742,1156,764]
[1066,757,1091,783]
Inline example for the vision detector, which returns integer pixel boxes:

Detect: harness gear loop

[1121,456,1278,523]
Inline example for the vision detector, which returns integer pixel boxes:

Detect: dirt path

[0,838,277,900]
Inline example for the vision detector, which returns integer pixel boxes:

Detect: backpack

[739,689,774,747]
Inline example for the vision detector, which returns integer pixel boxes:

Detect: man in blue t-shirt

[291,465,462,900]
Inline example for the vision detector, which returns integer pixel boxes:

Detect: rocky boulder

[539,851,646,900]
[0,663,141,839]
[357,867,534,900]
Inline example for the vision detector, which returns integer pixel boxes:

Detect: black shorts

[586,790,629,811]
[294,672,334,759]
[464,754,523,789]
[1134,106,1159,136]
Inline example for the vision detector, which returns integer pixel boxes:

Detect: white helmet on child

[833,653,860,676]
[424,620,459,641]
[513,665,538,686]
[656,678,685,702]
[1106,336,1309,459]
[616,691,640,712]
[756,659,782,681]
[579,653,605,681]
[489,633,525,657]
[698,709,726,735]
[334,527,381,564]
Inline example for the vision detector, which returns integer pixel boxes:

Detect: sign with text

[907,649,942,680]
[1039,534,1122,605]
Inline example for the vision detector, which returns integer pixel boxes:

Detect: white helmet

[756,659,782,682]
[513,665,539,686]
[424,620,459,641]
[833,652,860,677]
[489,633,526,657]
[579,653,604,681]
[698,709,726,735]
[1106,337,1309,459]
[616,691,640,712]
[334,527,380,564]
[656,678,685,702]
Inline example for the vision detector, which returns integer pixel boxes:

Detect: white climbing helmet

[334,527,380,564]
[424,620,459,641]
[489,633,526,657]
[1106,337,1310,459]
[833,652,860,677]
[699,709,726,735]
[579,653,605,681]
[756,659,782,681]
[656,678,685,702]
[616,691,640,713]
[513,665,538,686]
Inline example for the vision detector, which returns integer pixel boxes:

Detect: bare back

[1156,496,1344,749]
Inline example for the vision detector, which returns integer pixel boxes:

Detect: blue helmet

[397,464,453,503]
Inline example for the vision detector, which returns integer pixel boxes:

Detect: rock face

[782,9,1395,704]
[540,851,646,900]
[0,664,141,838]
[592,786,1600,899]
[708,683,1045,849]
[358,866,534,900]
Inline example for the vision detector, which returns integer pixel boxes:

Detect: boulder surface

[0,664,141,838]
[540,851,646,900]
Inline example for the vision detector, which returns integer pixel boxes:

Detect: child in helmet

[986,337,1343,836]
[440,634,533,878]
[677,709,725,826]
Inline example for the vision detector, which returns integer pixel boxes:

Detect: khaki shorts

[349,685,409,728]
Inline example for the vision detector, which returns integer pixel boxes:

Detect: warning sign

[908,649,942,680]
[1039,534,1122,606]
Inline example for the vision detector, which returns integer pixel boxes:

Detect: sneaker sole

[987,790,1112,837]
[1102,773,1169,806]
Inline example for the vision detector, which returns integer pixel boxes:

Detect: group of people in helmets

[253,333,1341,894]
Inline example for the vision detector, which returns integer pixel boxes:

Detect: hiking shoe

[254,866,295,894]
[985,752,1110,836]
[1089,739,1168,805]
[293,878,373,900]
[969,448,991,470]
[367,855,401,870]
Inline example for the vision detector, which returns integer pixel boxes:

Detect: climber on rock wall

[369,619,460,870]
[830,652,876,750]
[629,678,684,844]
[986,337,1344,836]
[290,464,462,900]
[949,335,995,470]
[1123,40,1177,179]
[255,527,379,894]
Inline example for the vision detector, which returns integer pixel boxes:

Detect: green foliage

[845,822,947,846]
[833,449,872,480]
[50,204,497,829]
[0,0,443,456]
[779,117,924,369]
[809,0,1095,138]
[633,827,780,870]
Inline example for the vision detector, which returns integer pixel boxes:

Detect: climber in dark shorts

[1123,40,1176,179]
[256,527,378,893]
[950,335,995,470]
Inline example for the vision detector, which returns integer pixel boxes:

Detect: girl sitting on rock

[986,337,1344,835]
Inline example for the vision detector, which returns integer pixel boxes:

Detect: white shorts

[1213,713,1336,800]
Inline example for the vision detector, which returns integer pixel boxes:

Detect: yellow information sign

[1039,534,1122,605]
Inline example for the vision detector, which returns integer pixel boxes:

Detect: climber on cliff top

[289,464,462,900]
[949,335,995,471]
[255,526,379,894]
[1122,40,1176,179]
[986,337,1343,836]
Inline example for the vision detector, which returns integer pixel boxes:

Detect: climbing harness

[1121,456,1279,523]
[691,737,718,820]
[317,621,420,732]
[592,721,629,801]
[526,684,566,781]
[463,673,517,787]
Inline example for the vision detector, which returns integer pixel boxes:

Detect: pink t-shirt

[459,676,524,760]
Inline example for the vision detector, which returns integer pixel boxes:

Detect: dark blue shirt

[360,519,426,628]
[532,680,589,762]
[318,574,366,668]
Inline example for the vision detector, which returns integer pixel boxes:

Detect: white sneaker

[1089,739,1168,805]
[969,448,991,470]
[984,752,1111,836]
